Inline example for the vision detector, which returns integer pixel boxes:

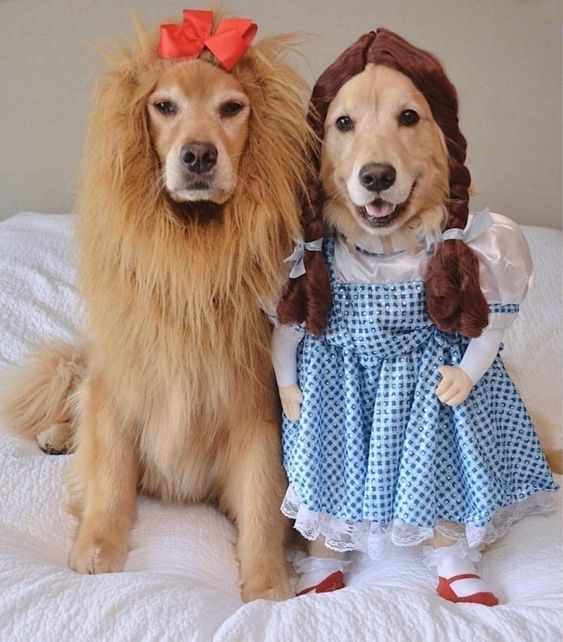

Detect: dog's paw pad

[38,442,67,455]
[36,424,72,455]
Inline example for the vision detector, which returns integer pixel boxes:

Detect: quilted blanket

[0,213,561,641]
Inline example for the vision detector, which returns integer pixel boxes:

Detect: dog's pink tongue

[365,200,395,218]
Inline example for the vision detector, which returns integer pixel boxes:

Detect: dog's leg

[221,401,292,602]
[67,373,139,574]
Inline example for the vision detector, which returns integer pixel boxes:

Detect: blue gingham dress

[282,233,558,554]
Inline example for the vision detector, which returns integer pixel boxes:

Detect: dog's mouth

[172,180,214,199]
[354,185,415,229]
[168,177,233,208]
[167,196,223,224]
[187,180,212,191]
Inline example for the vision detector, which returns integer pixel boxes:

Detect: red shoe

[437,573,499,606]
[296,570,345,596]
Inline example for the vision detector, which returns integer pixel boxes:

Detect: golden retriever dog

[0,16,311,601]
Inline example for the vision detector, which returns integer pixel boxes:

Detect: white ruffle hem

[281,484,555,558]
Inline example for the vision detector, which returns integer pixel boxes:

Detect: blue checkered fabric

[283,235,558,530]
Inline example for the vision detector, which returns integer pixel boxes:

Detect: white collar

[336,218,426,256]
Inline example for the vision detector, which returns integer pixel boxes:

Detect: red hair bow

[157,9,257,71]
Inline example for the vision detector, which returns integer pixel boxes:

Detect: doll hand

[436,366,473,406]
[279,384,303,421]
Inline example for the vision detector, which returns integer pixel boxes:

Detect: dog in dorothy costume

[271,28,558,605]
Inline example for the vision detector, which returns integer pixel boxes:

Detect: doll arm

[436,327,504,406]
[272,324,303,387]
[459,327,504,384]
[261,288,305,420]
[437,212,530,407]
[272,324,304,421]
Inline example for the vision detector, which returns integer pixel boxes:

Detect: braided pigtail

[418,64,489,338]
[367,28,489,337]
[277,32,376,335]
[425,152,489,337]
[276,159,331,336]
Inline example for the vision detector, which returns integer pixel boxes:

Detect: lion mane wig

[76,18,312,417]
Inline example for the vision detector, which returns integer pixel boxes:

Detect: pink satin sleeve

[468,213,533,306]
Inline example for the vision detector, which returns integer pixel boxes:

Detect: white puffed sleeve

[468,212,533,329]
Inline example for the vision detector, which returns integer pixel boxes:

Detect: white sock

[294,553,349,594]
[423,540,490,597]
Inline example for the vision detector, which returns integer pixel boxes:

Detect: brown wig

[278,28,489,338]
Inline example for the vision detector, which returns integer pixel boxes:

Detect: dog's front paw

[37,423,74,455]
[241,575,293,602]
[69,538,128,574]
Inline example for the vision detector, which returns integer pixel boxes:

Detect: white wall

[0,0,561,228]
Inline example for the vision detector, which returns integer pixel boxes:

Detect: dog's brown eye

[221,102,244,117]
[155,101,176,115]
[335,115,354,131]
[399,109,420,126]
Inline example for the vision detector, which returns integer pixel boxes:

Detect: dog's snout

[359,163,396,192]
[181,142,218,174]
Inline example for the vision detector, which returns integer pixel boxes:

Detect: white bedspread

[0,212,561,642]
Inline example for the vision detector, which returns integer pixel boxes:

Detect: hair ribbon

[284,238,324,279]
[442,208,494,244]
[157,9,257,71]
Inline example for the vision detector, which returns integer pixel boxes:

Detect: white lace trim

[281,484,555,559]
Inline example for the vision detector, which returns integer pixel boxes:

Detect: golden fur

[0,19,312,600]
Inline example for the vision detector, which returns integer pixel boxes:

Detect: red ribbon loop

[157,9,257,71]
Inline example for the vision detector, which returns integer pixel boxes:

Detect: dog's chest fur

[77,209,275,506]
[139,418,225,504]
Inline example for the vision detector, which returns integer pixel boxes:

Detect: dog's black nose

[359,163,396,192]
[181,142,218,174]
